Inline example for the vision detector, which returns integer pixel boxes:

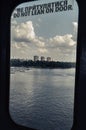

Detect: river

[9,67,75,130]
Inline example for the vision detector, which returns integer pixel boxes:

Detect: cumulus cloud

[13,21,35,42]
[49,34,76,48]
[11,20,77,61]
[12,21,46,48]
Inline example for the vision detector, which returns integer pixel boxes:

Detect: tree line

[10,59,76,69]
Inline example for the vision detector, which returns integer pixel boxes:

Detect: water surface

[9,68,75,130]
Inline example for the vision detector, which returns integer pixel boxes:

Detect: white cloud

[72,22,78,33]
[72,22,78,41]
[12,21,46,47]
[14,42,21,49]
[33,37,45,47]
[48,34,76,49]
[38,48,48,53]
[11,20,77,61]
[13,21,35,42]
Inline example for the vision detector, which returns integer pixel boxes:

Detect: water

[9,67,75,130]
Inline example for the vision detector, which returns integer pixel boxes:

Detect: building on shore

[41,56,45,61]
[47,57,51,62]
[34,55,52,62]
[34,56,39,61]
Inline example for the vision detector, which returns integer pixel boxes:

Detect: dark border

[71,0,86,130]
[0,0,86,130]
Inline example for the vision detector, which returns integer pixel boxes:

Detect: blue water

[9,67,75,130]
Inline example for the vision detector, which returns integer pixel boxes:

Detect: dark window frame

[0,0,86,130]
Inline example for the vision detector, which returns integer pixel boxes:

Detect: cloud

[72,22,78,33]
[38,48,48,53]
[72,22,78,41]
[12,21,44,45]
[49,34,76,48]
[14,42,21,49]
[11,20,77,61]
[13,21,35,42]
[33,37,45,47]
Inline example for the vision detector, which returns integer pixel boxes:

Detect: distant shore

[10,59,76,69]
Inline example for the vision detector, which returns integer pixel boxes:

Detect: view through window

[9,0,78,130]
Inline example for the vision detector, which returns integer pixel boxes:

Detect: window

[3,0,86,130]
[9,0,79,130]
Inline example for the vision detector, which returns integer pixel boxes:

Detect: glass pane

[9,0,78,130]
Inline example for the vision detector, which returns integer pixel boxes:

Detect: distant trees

[10,59,75,69]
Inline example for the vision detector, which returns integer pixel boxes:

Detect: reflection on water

[9,68,75,130]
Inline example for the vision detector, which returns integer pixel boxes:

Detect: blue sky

[11,0,78,62]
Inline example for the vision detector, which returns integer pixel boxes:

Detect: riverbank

[10,59,76,69]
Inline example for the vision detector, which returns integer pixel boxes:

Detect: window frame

[1,0,86,130]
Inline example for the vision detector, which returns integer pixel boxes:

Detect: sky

[11,0,78,62]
